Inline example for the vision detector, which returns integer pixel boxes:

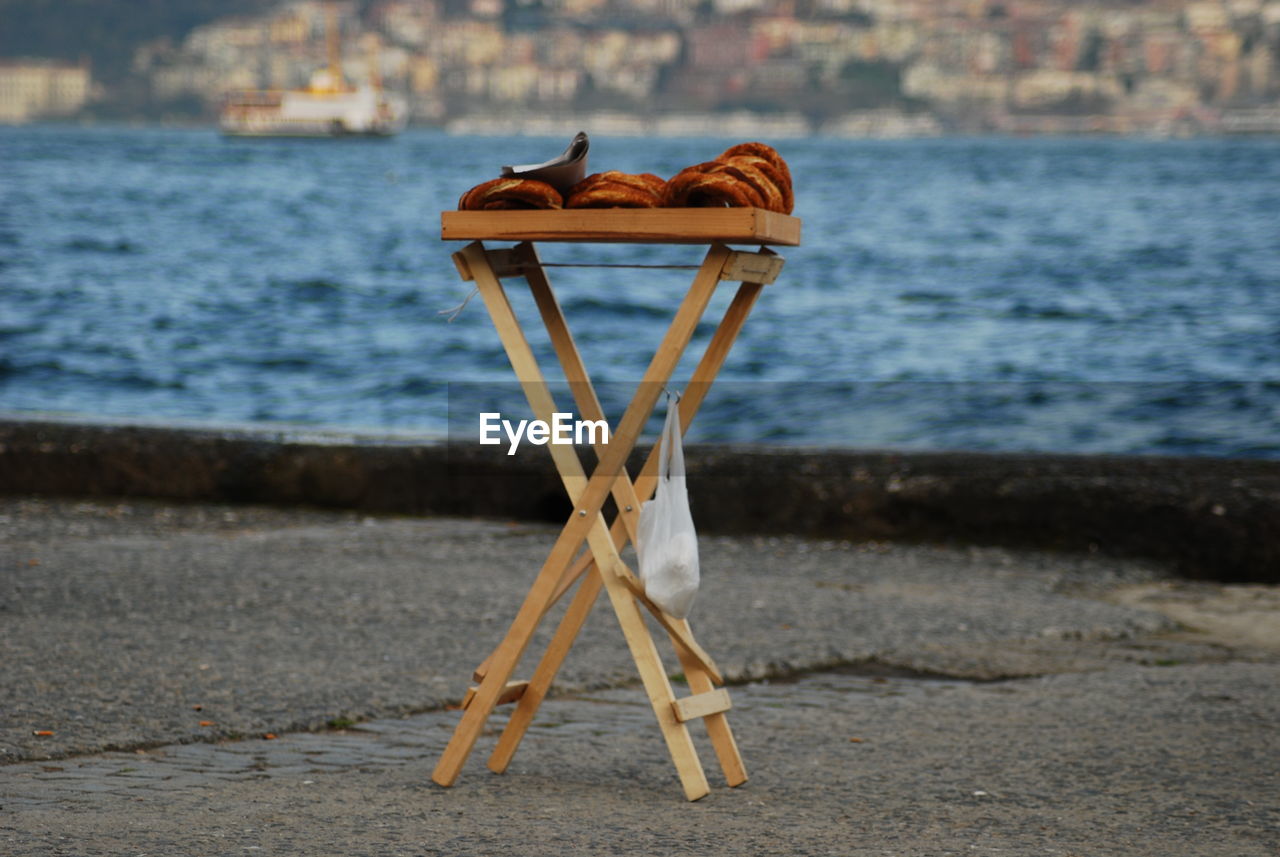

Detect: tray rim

[440,207,802,246]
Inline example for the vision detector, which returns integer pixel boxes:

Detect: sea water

[2,126,1278,457]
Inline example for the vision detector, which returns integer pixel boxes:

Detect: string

[537,262,701,270]
[437,286,479,323]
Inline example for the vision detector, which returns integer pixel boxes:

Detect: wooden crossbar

[461,680,529,710]
[672,688,733,723]
[433,236,784,800]
[452,247,524,281]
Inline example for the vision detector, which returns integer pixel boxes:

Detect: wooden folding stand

[433,207,801,801]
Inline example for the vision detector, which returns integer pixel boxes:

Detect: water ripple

[2,127,1278,456]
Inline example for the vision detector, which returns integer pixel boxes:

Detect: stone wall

[2,418,1276,583]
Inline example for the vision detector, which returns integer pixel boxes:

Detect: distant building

[109,0,1280,132]
[0,59,92,123]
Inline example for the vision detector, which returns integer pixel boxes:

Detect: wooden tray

[441,208,801,246]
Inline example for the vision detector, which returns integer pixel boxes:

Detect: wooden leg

[433,244,597,787]
[599,561,710,802]
[472,544,591,684]
[669,620,748,787]
[430,528,585,787]
[657,276,759,788]
[518,241,645,547]
[488,565,602,773]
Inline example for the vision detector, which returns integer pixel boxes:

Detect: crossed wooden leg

[432,239,782,800]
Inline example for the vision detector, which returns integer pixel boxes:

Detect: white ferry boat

[220,67,406,138]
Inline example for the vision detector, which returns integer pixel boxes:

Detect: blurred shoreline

[9,111,1280,138]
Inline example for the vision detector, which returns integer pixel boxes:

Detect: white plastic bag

[636,393,699,620]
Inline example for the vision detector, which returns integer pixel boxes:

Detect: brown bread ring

[635,172,667,196]
[458,177,563,211]
[720,154,793,214]
[662,166,757,208]
[570,171,664,197]
[566,172,611,194]
[708,162,779,211]
[719,142,792,191]
[567,184,661,208]
[566,170,665,208]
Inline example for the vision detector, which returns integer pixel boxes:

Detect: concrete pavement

[2,497,1278,855]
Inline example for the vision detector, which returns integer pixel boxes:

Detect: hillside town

[4,0,1280,134]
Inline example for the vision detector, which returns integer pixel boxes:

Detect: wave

[64,237,141,254]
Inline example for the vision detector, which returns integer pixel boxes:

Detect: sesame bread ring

[565,171,665,208]
[572,171,666,196]
[566,185,661,208]
[719,154,793,213]
[719,142,792,191]
[458,177,563,211]
[662,165,758,208]
[709,162,781,211]
[634,172,668,197]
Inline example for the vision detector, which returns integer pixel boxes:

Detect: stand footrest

[671,688,732,723]
[461,680,529,710]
